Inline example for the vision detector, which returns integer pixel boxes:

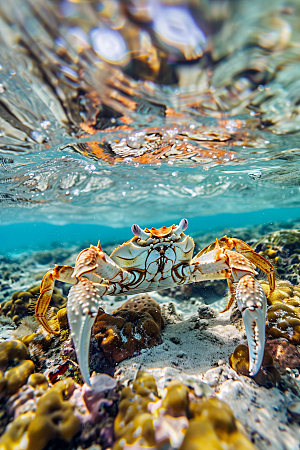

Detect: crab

[35,219,275,385]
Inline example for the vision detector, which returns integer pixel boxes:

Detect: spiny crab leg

[236,274,267,376]
[69,242,134,385]
[67,277,108,385]
[35,265,75,334]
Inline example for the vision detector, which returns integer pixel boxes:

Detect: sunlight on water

[0,0,300,227]
[1,2,300,450]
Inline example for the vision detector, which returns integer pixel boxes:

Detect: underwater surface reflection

[0,0,300,225]
[2,2,300,450]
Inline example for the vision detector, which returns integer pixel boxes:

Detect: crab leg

[197,237,275,297]
[68,242,134,384]
[35,265,75,334]
[67,277,109,385]
[236,274,267,376]
[229,238,275,296]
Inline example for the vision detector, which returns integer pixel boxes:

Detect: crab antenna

[173,218,188,235]
[131,224,151,240]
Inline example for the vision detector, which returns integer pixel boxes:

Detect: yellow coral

[1,285,66,325]
[229,344,280,387]
[0,340,35,395]
[0,412,34,450]
[113,371,255,450]
[259,280,300,344]
[0,378,80,450]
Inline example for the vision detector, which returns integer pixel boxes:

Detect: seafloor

[1,219,300,450]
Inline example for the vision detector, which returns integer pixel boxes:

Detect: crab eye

[132,224,141,236]
[181,218,188,231]
[173,218,188,235]
[131,224,151,240]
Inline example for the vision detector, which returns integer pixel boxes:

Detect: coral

[1,372,119,450]
[0,340,35,395]
[0,378,80,450]
[265,338,300,369]
[183,397,255,450]
[229,344,280,388]
[266,303,300,344]
[113,371,255,450]
[26,379,80,449]
[6,373,49,419]
[258,280,300,344]
[94,295,164,363]
[112,294,164,330]
[255,230,300,284]
[27,373,49,393]
[0,411,34,450]
[12,316,39,339]
[1,285,66,325]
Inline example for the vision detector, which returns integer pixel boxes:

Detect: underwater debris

[94,295,164,363]
[113,370,255,450]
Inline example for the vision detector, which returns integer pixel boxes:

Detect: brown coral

[94,294,164,363]
[265,338,300,369]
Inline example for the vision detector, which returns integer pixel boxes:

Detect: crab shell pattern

[35,219,275,385]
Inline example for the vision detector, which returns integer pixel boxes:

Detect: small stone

[198,305,216,319]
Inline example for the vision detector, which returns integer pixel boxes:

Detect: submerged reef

[255,229,300,284]
[114,370,255,450]
[260,280,300,344]
[0,340,35,396]
[2,226,300,449]
[1,285,66,326]
[93,294,164,363]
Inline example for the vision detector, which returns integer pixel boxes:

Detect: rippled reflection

[1,0,300,225]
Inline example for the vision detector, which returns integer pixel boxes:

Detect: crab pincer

[236,274,267,376]
[67,277,106,385]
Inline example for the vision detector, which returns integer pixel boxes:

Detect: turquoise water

[2,207,300,253]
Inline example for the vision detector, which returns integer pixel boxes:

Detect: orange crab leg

[35,265,75,334]
[221,279,236,313]
[197,236,275,297]
[229,238,275,296]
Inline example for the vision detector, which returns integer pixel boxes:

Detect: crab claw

[67,277,104,385]
[236,275,267,377]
